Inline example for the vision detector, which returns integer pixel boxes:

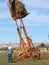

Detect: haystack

[8,0,29,20]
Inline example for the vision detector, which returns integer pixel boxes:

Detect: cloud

[1,9,49,23]
[0,2,7,9]
[24,10,49,23]
[0,0,49,27]
[0,26,16,31]
[21,0,49,9]
[19,0,49,27]
[0,12,11,19]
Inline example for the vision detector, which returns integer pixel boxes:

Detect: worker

[8,46,12,63]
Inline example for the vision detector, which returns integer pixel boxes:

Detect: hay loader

[8,0,45,62]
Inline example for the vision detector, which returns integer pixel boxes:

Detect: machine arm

[19,15,35,50]
[15,20,28,54]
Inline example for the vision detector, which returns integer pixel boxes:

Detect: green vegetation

[0,51,49,65]
[40,43,45,46]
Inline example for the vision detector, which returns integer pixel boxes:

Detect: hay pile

[8,0,29,19]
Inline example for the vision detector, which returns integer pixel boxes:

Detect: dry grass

[0,51,49,65]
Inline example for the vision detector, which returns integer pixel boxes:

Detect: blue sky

[0,0,49,43]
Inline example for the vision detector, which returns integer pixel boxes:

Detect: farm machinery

[8,0,45,61]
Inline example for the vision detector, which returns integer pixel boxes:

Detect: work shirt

[8,49,12,54]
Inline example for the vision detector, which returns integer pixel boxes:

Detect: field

[0,51,49,65]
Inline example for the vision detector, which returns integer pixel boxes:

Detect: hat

[8,46,11,49]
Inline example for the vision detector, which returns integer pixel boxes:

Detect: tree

[40,43,45,47]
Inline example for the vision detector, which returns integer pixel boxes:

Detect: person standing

[8,46,12,63]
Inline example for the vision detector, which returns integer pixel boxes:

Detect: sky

[0,0,49,43]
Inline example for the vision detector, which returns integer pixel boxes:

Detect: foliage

[40,43,45,47]
[46,48,49,50]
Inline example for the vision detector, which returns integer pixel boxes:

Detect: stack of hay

[8,0,29,20]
